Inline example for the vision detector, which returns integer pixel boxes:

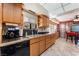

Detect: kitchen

[0,3,79,56]
[0,3,59,56]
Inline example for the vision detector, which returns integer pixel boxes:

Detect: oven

[0,40,30,56]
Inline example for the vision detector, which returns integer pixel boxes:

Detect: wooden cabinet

[2,4,8,22]
[29,32,59,56]
[51,34,55,44]
[0,23,2,44]
[46,35,51,49]
[46,35,50,44]
[39,39,46,54]
[30,42,40,56]
[38,16,43,27]
[14,4,22,24]
[0,4,2,44]
[3,3,23,24]
[43,16,49,27]
[38,14,49,28]
[30,37,40,44]
[0,4,2,23]
[30,36,46,56]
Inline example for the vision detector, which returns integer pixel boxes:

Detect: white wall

[48,24,57,33]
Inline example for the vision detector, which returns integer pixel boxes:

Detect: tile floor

[41,38,79,56]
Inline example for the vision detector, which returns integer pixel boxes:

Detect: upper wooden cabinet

[0,4,2,23]
[3,4,13,23]
[3,3,23,25]
[14,4,23,24]
[38,14,49,28]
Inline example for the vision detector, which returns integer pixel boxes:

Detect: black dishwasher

[1,40,30,56]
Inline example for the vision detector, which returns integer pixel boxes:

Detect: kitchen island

[0,32,59,56]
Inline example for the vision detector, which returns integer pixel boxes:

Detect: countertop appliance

[23,22,37,36]
[3,25,20,39]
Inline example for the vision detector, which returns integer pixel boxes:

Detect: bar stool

[66,32,77,43]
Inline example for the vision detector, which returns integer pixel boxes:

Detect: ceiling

[23,3,79,21]
[23,3,49,16]
[40,3,79,21]
[40,3,70,15]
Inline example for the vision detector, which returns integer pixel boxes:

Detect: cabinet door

[44,16,49,27]
[30,42,40,56]
[30,38,40,44]
[38,15,49,27]
[43,16,46,26]
[3,4,22,24]
[39,39,46,54]
[46,17,49,27]
[0,4,2,23]
[10,4,14,23]
[14,4,22,24]
[38,17,43,27]
[3,3,9,22]
[46,35,50,44]
[51,35,55,44]
[3,4,14,23]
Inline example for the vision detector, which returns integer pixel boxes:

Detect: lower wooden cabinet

[30,38,40,44]
[30,32,59,56]
[39,39,46,54]
[30,42,40,56]
[46,43,49,49]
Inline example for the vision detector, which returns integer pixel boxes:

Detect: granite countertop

[0,33,53,47]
